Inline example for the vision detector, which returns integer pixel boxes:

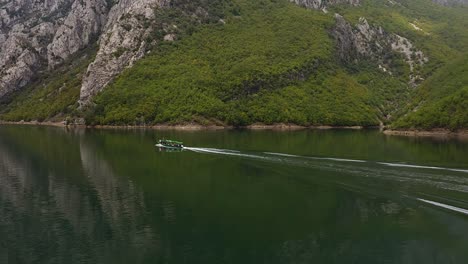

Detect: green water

[1,125,468,264]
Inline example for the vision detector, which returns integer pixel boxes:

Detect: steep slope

[84,0,446,127]
[0,0,229,102]
[84,0,379,126]
[0,0,467,130]
[0,0,231,121]
[79,0,171,105]
[392,52,468,130]
[0,47,96,121]
[0,0,108,98]
[79,0,231,105]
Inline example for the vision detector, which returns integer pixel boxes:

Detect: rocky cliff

[0,0,108,99]
[0,0,466,129]
[79,0,170,106]
[332,14,427,85]
[0,0,167,102]
[79,0,228,105]
[0,0,227,105]
[0,0,363,102]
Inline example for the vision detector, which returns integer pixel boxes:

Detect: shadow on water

[1,126,468,263]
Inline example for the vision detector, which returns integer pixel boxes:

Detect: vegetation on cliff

[392,52,468,130]
[0,48,96,122]
[85,0,379,126]
[0,0,467,130]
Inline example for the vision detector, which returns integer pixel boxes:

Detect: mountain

[0,0,467,130]
[391,52,468,130]
[0,0,107,98]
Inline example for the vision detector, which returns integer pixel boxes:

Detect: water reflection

[79,136,160,261]
[0,127,157,263]
[0,126,468,263]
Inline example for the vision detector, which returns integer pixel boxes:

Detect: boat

[156,139,184,150]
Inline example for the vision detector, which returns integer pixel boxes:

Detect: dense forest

[0,0,467,130]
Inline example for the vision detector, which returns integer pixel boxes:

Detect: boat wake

[185,146,468,216]
[265,152,367,163]
[378,162,468,173]
[187,147,467,174]
[418,198,468,216]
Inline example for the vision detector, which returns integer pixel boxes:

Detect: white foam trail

[322,158,366,163]
[186,147,468,193]
[379,162,468,174]
[194,149,365,164]
[186,147,271,161]
[418,198,468,215]
[265,152,366,163]
[264,152,301,158]
[188,147,467,174]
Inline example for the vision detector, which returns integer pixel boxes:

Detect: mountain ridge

[0,0,467,130]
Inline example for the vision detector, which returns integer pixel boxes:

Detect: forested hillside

[0,0,467,130]
[392,52,468,130]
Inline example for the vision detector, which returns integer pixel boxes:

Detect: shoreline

[1,121,466,139]
[0,120,71,128]
[0,120,368,131]
[383,129,468,139]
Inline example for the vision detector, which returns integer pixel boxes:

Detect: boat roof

[160,139,183,144]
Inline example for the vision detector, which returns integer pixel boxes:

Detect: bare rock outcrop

[291,0,360,11]
[0,0,434,105]
[332,14,428,85]
[0,0,108,99]
[79,0,170,106]
[47,0,108,68]
[0,35,40,97]
[432,0,468,6]
[78,0,225,106]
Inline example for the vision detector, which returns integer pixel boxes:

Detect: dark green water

[1,125,468,264]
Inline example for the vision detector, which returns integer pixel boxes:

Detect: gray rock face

[1,0,430,105]
[0,0,108,98]
[332,14,428,85]
[0,35,40,96]
[432,0,468,6]
[47,0,108,68]
[76,0,367,105]
[79,0,170,106]
[0,0,226,104]
[78,0,222,106]
[291,0,360,10]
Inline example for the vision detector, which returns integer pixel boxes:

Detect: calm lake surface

[1,125,468,264]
